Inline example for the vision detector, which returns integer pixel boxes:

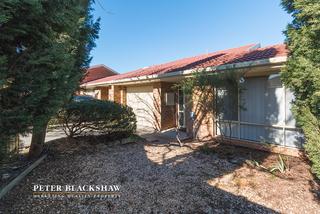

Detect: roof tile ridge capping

[251,43,287,54]
[131,43,259,70]
[84,43,261,85]
[223,43,259,52]
[248,43,261,51]
[116,43,287,79]
[258,43,288,55]
[122,43,260,73]
[238,43,288,60]
[220,43,288,66]
[223,43,260,57]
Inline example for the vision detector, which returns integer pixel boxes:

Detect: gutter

[83,56,287,87]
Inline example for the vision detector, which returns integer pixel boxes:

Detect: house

[79,64,118,99]
[81,44,304,155]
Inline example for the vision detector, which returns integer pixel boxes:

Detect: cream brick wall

[108,81,215,139]
[190,86,215,141]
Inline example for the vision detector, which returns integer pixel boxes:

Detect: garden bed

[0,137,319,213]
[0,157,31,189]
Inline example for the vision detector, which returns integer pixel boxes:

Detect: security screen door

[178,89,186,128]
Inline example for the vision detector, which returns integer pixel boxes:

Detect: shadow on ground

[0,135,318,213]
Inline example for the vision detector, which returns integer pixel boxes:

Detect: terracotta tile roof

[87,43,287,85]
[81,64,117,84]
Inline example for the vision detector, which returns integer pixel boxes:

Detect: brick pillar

[153,82,162,131]
[115,86,121,103]
[185,94,193,137]
[192,86,215,141]
[101,87,109,100]
[108,85,121,103]
[120,86,127,105]
[108,85,114,101]
[97,87,109,100]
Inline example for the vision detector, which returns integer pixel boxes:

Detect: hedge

[55,99,136,139]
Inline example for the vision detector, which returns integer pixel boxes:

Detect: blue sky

[90,0,291,73]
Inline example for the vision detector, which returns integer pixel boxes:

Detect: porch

[81,65,304,152]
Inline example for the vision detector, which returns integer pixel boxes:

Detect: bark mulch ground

[0,137,319,213]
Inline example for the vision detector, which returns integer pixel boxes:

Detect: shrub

[249,155,289,174]
[55,99,136,139]
[281,0,320,179]
[294,107,320,178]
[269,155,289,174]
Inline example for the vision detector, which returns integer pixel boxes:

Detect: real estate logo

[32,184,121,199]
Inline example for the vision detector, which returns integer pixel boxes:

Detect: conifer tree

[281,0,320,178]
[0,0,100,157]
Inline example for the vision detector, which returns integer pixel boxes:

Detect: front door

[178,89,186,129]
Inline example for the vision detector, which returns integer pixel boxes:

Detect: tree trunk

[29,124,47,158]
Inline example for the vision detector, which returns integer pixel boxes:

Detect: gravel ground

[0,137,319,214]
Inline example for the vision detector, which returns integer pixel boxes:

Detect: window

[215,76,303,148]
[217,88,238,121]
[165,92,175,106]
[268,74,282,88]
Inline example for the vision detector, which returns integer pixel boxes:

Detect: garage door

[126,86,157,134]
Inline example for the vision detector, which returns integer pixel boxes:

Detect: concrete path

[19,128,67,149]
[20,127,188,149]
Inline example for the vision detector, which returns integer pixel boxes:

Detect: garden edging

[0,154,47,199]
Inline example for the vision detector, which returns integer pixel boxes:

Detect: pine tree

[281,0,320,178]
[0,0,100,157]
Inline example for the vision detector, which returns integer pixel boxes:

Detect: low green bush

[295,107,320,179]
[55,99,136,139]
